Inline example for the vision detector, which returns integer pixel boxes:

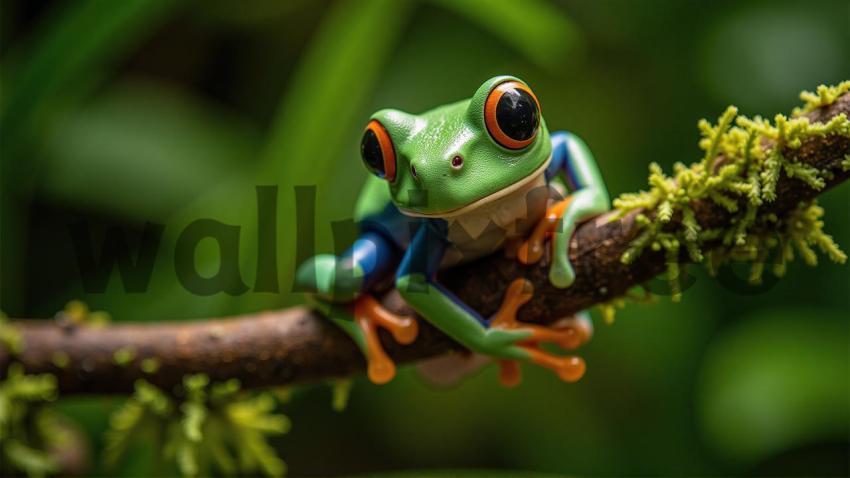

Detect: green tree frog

[296,76,610,385]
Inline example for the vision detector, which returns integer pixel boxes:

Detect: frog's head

[360,75,551,217]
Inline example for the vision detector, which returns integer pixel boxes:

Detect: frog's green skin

[296,75,609,371]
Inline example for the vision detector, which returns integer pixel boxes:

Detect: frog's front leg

[396,222,586,385]
[296,231,417,384]
[519,132,610,288]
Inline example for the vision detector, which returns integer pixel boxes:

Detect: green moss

[58,300,111,327]
[596,288,656,324]
[331,378,353,412]
[615,84,849,297]
[141,357,161,374]
[105,375,290,477]
[272,387,294,403]
[51,352,70,369]
[62,300,88,324]
[113,347,137,366]
[0,365,60,478]
[598,299,624,325]
[793,80,850,116]
[0,312,23,356]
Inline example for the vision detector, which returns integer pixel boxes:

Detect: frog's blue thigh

[296,231,401,305]
[298,230,403,352]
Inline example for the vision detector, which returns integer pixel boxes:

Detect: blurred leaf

[3,440,57,478]
[243,0,413,309]
[259,0,412,174]
[38,80,259,220]
[429,0,583,70]
[0,365,60,478]
[0,192,26,312]
[93,0,415,319]
[0,0,182,186]
[698,308,849,465]
[105,377,288,477]
[1,0,181,313]
[198,0,310,28]
[698,5,847,111]
[354,471,570,478]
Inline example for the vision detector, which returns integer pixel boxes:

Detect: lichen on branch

[794,80,850,116]
[104,375,290,478]
[614,82,850,300]
[0,364,60,478]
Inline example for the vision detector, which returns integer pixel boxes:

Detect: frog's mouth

[397,154,552,218]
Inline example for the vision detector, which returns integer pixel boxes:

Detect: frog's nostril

[410,164,418,178]
[451,155,464,169]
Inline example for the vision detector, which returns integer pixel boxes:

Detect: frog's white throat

[400,154,552,220]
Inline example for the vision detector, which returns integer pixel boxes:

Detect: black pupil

[361,129,385,176]
[496,88,539,142]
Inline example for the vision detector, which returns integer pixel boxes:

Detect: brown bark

[1,95,848,395]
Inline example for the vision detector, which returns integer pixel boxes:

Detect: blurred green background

[1,0,848,476]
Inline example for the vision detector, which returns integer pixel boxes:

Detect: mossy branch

[1,86,849,396]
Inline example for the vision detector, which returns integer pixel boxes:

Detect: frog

[295,75,610,386]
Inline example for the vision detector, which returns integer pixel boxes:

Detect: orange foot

[517,198,572,265]
[352,295,419,384]
[491,278,587,386]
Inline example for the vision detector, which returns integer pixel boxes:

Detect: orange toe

[491,279,534,329]
[354,295,419,385]
[498,360,522,387]
[367,355,397,384]
[517,198,572,265]
[555,356,586,383]
[356,295,419,345]
[525,347,586,383]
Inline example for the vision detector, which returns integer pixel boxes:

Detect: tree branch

[2,95,849,395]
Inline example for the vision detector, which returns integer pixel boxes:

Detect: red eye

[360,120,396,182]
[484,81,541,150]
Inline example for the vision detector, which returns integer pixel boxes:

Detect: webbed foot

[490,278,589,385]
[352,295,419,384]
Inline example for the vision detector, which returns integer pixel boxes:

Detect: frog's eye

[484,80,541,150]
[360,120,396,182]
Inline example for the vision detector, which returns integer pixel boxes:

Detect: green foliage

[615,85,850,300]
[58,300,111,327]
[699,309,849,464]
[331,378,354,412]
[50,352,70,369]
[794,80,850,116]
[596,287,656,324]
[0,312,23,355]
[113,347,137,366]
[103,380,173,469]
[429,0,582,69]
[38,81,257,220]
[0,365,59,478]
[0,0,182,171]
[141,357,161,374]
[104,375,291,477]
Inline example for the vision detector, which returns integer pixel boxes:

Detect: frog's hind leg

[317,294,418,385]
[490,278,590,385]
[300,228,418,385]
